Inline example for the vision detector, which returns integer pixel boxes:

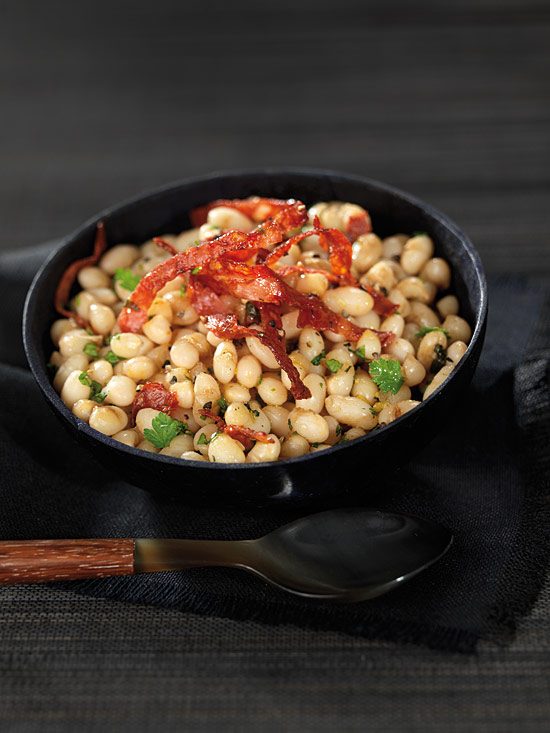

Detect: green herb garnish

[105,350,124,365]
[83,342,100,359]
[217,397,229,417]
[347,344,366,361]
[368,358,404,394]
[430,344,448,374]
[325,358,343,374]
[114,268,141,292]
[78,372,106,403]
[190,266,202,275]
[197,433,209,446]
[179,284,187,296]
[310,350,326,366]
[143,413,189,449]
[416,326,450,339]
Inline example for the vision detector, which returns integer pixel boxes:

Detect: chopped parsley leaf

[143,413,189,449]
[179,284,187,296]
[335,424,343,437]
[430,344,448,373]
[114,268,141,292]
[190,266,202,275]
[416,325,450,339]
[105,350,124,365]
[368,358,404,394]
[412,231,427,237]
[217,396,229,417]
[78,372,106,403]
[83,342,99,359]
[197,432,209,446]
[325,358,343,373]
[310,350,326,366]
[348,344,366,361]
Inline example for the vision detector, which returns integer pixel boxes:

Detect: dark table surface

[1,1,549,730]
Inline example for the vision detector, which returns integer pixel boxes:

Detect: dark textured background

[0,0,549,730]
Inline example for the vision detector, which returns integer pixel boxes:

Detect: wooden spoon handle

[0,539,135,584]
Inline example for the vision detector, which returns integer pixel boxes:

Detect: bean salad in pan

[48,197,472,464]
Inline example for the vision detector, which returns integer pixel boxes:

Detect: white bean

[417,331,448,370]
[437,295,459,318]
[322,287,373,317]
[135,408,162,435]
[207,206,254,232]
[180,451,208,462]
[159,434,195,457]
[77,266,111,290]
[295,374,327,413]
[60,370,93,407]
[193,373,221,407]
[110,333,144,359]
[352,233,383,273]
[236,354,262,388]
[401,234,434,275]
[113,429,139,447]
[104,375,136,407]
[280,434,310,458]
[213,341,238,384]
[325,395,377,430]
[245,335,279,369]
[50,318,77,347]
[224,402,254,428]
[87,359,113,386]
[142,315,172,345]
[442,315,472,344]
[53,354,89,392]
[89,405,128,435]
[72,399,95,422]
[169,379,194,409]
[170,340,200,369]
[122,356,156,381]
[222,382,251,404]
[247,434,281,463]
[262,406,291,437]
[402,355,426,387]
[208,433,246,463]
[88,303,116,335]
[298,327,325,362]
[59,329,102,358]
[289,409,330,444]
[99,245,140,275]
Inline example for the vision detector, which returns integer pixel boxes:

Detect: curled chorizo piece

[54,222,107,327]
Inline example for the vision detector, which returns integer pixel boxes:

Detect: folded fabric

[0,243,548,652]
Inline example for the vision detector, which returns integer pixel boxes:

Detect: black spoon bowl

[134,509,454,602]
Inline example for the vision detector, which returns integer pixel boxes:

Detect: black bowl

[23,169,487,506]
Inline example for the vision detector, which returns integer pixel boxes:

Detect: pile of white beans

[49,200,472,464]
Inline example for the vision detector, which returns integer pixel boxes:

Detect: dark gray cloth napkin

[1,243,549,653]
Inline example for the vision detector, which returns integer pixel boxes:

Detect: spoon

[0,509,452,601]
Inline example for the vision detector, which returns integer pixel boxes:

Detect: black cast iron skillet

[23,168,487,506]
